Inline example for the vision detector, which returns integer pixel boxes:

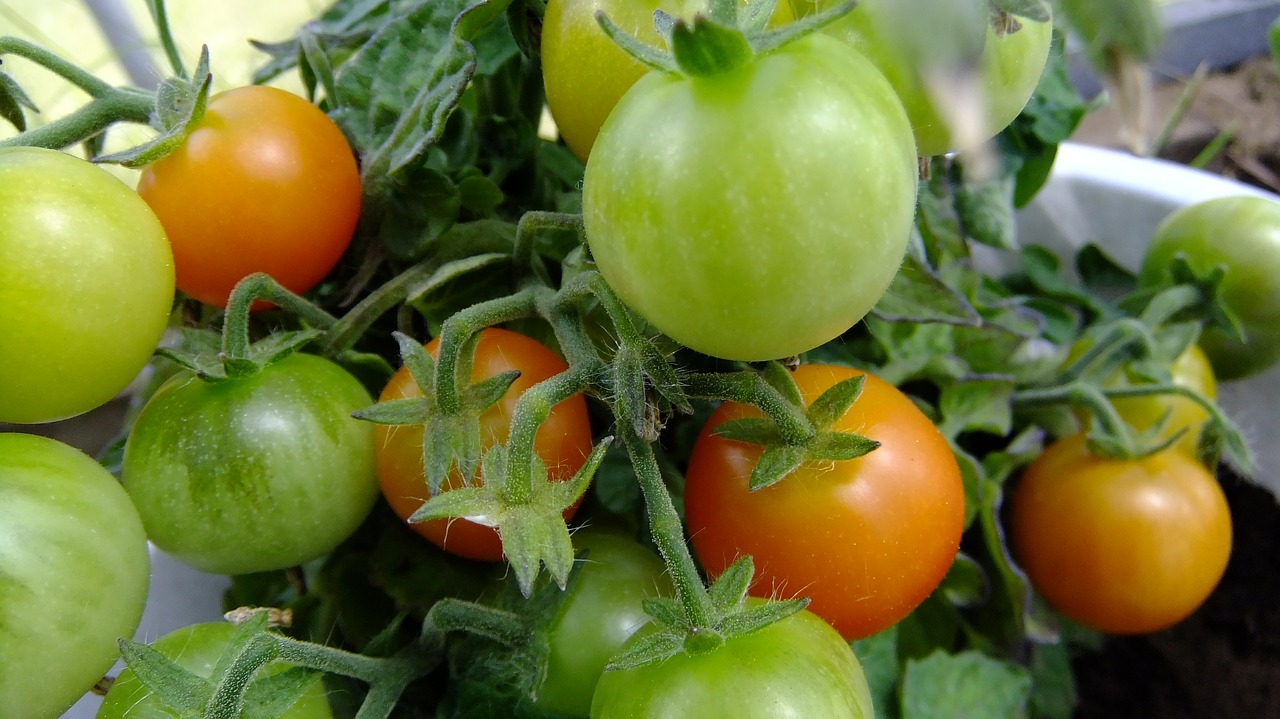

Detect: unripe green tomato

[822,0,1053,156]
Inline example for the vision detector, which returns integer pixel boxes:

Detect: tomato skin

[582,34,917,361]
[1009,434,1232,634]
[0,433,150,719]
[684,364,965,640]
[1139,196,1280,380]
[541,0,792,162]
[823,0,1052,156]
[96,622,333,719]
[375,328,594,561]
[589,602,874,718]
[121,353,379,575]
[0,146,174,424]
[136,85,361,308]
[533,530,674,716]
[1071,342,1217,459]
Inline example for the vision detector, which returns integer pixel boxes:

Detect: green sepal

[97,46,213,167]
[604,628,686,670]
[670,16,753,77]
[464,370,522,412]
[716,596,806,637]
[706,555,755,613]
[351,397,432,426]
[760,360,803,407]
[594,11,679,74]
[806,375,865,429]
[748,444,806,490]
[807,430,880,462]
[712,417,783,445]
[641,596,688,629]
[0,69,38,132]
[117,638,212,715]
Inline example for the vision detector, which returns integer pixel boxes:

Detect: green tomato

[590,603,874,717]
[0,146,174,423]
[536,531,674,717]
[823,0,1053,156]
[96,622,334,719]
[121,353,379,575]
[0,433,150,719]
[582,33,917,361]
[541,0,793,162]
[1139,196,1280,380]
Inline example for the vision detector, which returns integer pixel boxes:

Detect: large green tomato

[0,147,174,423]
[582,34,917,361]
[121,353,379,575]
[589,603,874,717]
[96,622,334,719]
[541,0,793,162]
[822,0,1053,156]
[0,433,150,719]
[1139,195,1280,380]
[535,531,674,717]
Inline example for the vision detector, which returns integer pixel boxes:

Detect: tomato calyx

[688,361,881,490]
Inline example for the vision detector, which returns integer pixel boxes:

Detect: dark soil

[1073,471,1280,719]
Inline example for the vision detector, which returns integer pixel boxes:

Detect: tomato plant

[533,530,674,716]
[135,85,361,308]
[96,621,334,719]
[1139,195,1280,380]
[821,0,1052,156]
[0,433,150,719]
[0,146,174,424]
[1071,342,1217,459]
[541,0,792,162]
[684,364,966,640]
[121,352,379,575]
[1009,434,1232,634]
[375,328,594,561]
[590,601,874,717]
[582,33,917,361]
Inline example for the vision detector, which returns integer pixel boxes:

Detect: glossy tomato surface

[684,364,965,639]
[1009,434,1232,634]
[589,603,874,718]
[375,328,594,561]
[541,0,792,161]
[0,433,150,719]
[582,34,917,361]
[823,0,1052,156]
[535,530,674,717]
[1139,195,1280,380]
[96,622,334,719]
[0,146,174,423]
[122,353,379,575]
[136,85,361,308]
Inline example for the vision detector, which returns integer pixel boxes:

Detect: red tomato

[1009,434,1232,634]
[375,328,594,561]
[684,364,966,640]
[136,85,361,308]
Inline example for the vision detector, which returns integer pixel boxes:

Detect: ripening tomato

[582,34,917,361]
[375,328,594,561]
[0,433,150,719]
[1009,434,1232,634]
[684,364,966,640]
[136,85,361,308]
[0,146,174,424]
[541,0,793,162]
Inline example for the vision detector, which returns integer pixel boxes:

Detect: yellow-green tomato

[582,33,917,361]
[535,531,674,717]
[0,433,150,719]
[823,0,1053,156]
[590,603,874,718]
[96,622,334,719]
[0,147,174,423]
[541,0,793,162]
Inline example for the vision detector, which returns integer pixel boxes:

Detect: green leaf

[851,626,900,719]
[1028,641,1077,719]
[938,379,1014,438]
[900,651,1032,719]
[938,552,987,607]
[806,431,880,461]
[712,417,783,445]
[1075,244,1136,301]
[1057,0,1161,69]
[706,555,755,613]
[0,70,37,132]
[873,255,983,326]
[954,171,1017,251]
[748,444,806,490]
[806,375,865,429]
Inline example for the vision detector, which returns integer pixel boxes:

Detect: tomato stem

[433,287,545,414]
[222,273,337,360]
[503,362,597,505]
[685,371,815,444]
